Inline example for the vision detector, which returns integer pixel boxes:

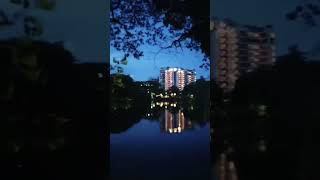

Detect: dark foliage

[110,0,210,68]
[286,0,320,27]
[0,39,107,180]
[218,46,320,180]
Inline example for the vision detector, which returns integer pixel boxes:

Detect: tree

[286,0,320,27]
[167,86,180,94]
[224,46,320,180]
[148,77,158,82]
[0,0,56,38]
[1,38,109,180]
[276,45,306,64]
[110,73,149,111]
[110,0,210,68]
[0,39,78,116]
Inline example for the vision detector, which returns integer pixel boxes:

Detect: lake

[110,105,211,180]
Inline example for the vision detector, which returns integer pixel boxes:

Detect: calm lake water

[110,106,211,180]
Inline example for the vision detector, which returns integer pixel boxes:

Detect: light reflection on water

[110,106,210,180]
[160,109,190,134]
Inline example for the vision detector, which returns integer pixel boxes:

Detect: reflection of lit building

[154,101,177,108]
[159,67,196,91]
[160,109,191,134]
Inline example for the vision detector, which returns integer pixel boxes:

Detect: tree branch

[0,10,14,26]
[161,28,192,49]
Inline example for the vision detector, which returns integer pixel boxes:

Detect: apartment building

[211,19,276,92]
[159,67,196,91]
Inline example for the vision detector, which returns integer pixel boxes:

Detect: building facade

[211,19,276,92]
[159,67,196,91]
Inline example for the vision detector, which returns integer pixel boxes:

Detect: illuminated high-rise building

[185,70,196,85]
[159,67,196,91]
[211,19,276,92]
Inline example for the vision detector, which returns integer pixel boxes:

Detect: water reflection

[160,109,191,134]
[110,102,210,180]
[152,101,177,108]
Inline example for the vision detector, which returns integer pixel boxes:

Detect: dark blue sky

[0,0,209,81]
[2,0,319,81]
[110,45,210,81]
[0,0,108,63]
[110,8,211,81]
[113,0,320,81]
[213,0,320,57]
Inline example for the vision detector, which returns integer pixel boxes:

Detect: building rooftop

[211,18,274,33]
[160,67,196,72]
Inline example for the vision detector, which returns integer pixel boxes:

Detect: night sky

[213,0,320,57]
[2,1,318,81]
[110,45,210,81]
[0,0,107,63]
[110,7,211,81]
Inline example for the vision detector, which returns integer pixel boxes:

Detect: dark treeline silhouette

[110,73,210,133]
[0,39,107,180]
[286,0,320,27]
[110,73,149,111]
[182,78,210,125]
[110,73,150,133]
[211,80,227,165]
[212,46,320,180]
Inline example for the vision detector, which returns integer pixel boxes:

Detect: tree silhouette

[0,0,56,38]
[111,0,210,68]
[286,0,320,27]
[1,39,109,180]
[168,86,180,93]
[222,45,320,180]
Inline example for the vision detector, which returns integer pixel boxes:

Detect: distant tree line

[212,46,320,180]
